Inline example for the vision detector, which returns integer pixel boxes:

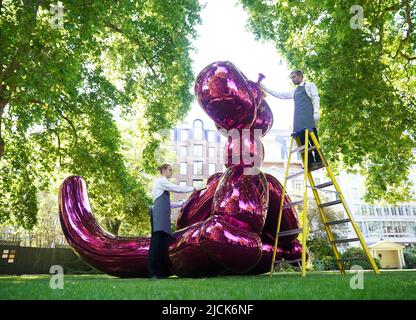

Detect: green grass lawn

[0,270,415,300]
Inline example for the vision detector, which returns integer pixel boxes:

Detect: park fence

[0,241,100,275]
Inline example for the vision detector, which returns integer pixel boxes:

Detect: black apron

[151,190,172,234]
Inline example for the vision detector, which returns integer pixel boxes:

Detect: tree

[0,0,202,230]
[240,0,416,203]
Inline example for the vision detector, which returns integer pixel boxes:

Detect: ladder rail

[300,130,309,277]
[269,136,295,277]
[308,131,380,275]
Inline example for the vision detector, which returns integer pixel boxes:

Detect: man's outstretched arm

[260,83,294,99]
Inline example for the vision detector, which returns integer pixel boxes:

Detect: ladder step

[307,186,339,194]
[287,171,304,180]
[331,238,360,244]
[291,145,316,154]
[325,218,351,226]
[319,199,342,208]
[283,200,304,209]
[312,181,333,189]
[278,228,303,237]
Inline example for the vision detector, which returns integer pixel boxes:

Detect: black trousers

[147,231,172,277]
[294,128,323,166]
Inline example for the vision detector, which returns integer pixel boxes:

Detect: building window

[209,163,216,175]
[180,163,187,175]
[398,206,404,216]
[170,129,175,141]
[368,206,375,216]
[405,205,412,216]
[207,131,217,143]
[180,146,187,156]
[193,161,203,175]
[179,181,187,187]
[292,180,302,193]
[180,129,188,141]
[194,145,203,157]
[208,147,215,158]
[193,120,203,140]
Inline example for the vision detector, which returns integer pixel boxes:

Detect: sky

[183,0,295,131]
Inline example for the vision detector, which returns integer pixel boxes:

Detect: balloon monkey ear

[257,73,265,84]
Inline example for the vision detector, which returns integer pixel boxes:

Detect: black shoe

[308,162,324,171]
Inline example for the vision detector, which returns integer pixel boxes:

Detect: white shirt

[151,176,195,208]
[261,81,320,121]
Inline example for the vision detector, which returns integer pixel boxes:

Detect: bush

[341,247,381,270]
[276,261,297,272]
[404,247,416,269]
[321,255,338,270]
[308,237,333,259]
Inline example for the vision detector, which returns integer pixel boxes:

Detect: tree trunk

[0,96,6,159]
[105,218,122,236]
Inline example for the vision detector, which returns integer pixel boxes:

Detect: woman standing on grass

[148,163,196,279]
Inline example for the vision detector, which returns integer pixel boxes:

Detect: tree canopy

[240,0,416,203]
[0,0,202,230]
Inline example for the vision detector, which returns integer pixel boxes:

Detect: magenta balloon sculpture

[58,61,307,277]
[223,132,265,168]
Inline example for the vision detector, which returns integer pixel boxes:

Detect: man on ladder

[260,69,380,277]
[260,69,323,170]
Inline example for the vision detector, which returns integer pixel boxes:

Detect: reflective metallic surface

[262,174,301,245]
[244,242,284,275]
[251,99,273,137]
[169,221,226,277]
[283,239,309,263]
[176,172,222,229]
[59,176,155,278]
[199,215,262,273]
[211,165,268,234]
[223,132,264,168]
[59,61,307,278]
[195,61,256,130]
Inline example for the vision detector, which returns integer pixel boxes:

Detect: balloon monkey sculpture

[59,61,308,277]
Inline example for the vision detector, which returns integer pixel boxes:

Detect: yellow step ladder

[269,129,380,277]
